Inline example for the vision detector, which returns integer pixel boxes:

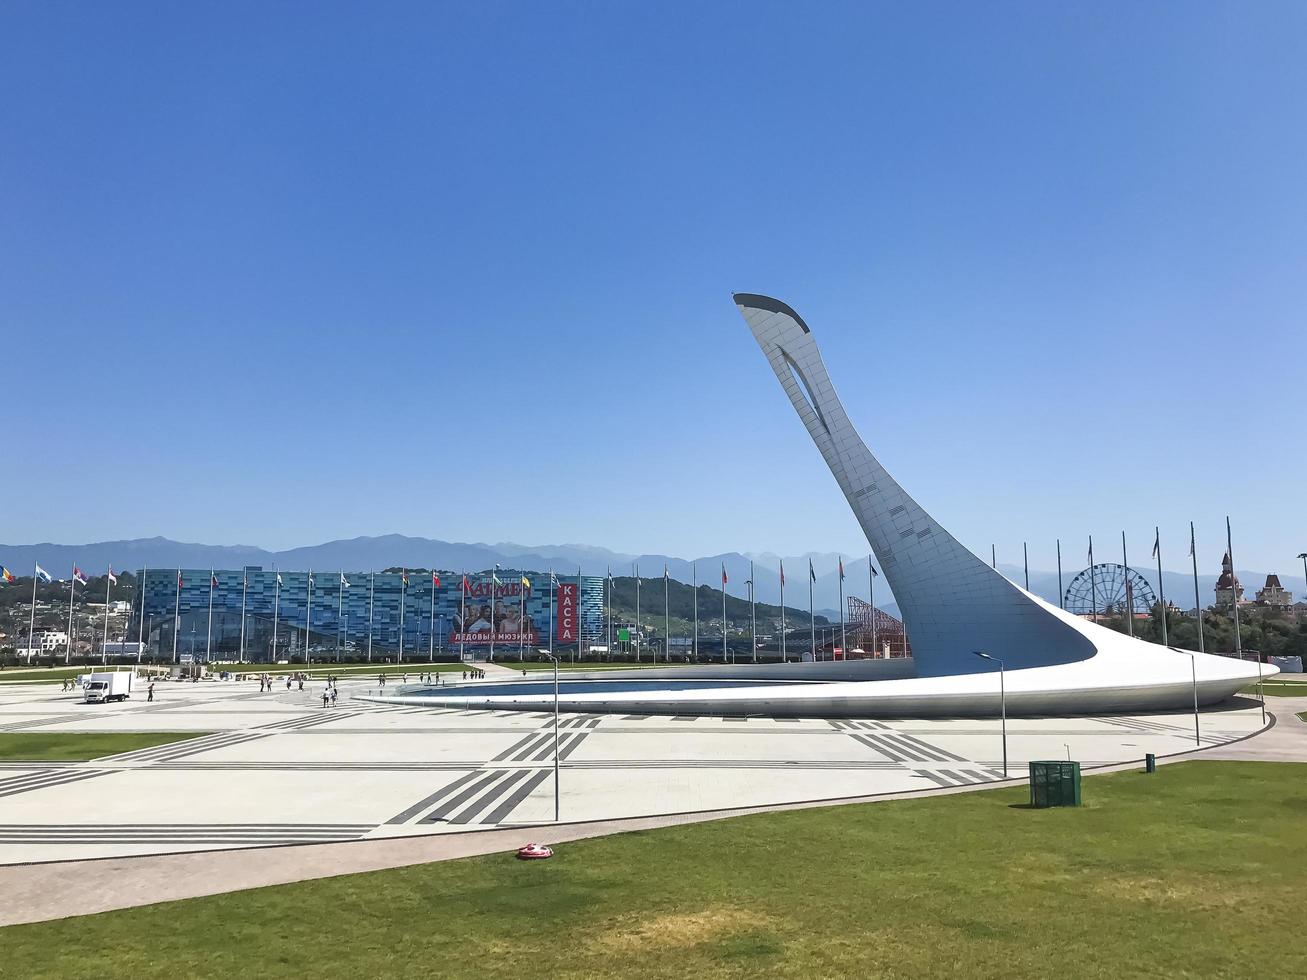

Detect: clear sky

[3,2,1304,575]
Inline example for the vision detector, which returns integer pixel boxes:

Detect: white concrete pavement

[0,673,1270,867]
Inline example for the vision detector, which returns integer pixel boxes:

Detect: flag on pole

[307,570,314,587]
[1188,530,1194,557]
[808,559,816,582]
[432,571,441,588]
[107,566,118,585]
[401,569,408,586]
[721,564,728,586]
[340,573,350,588]
[521,575,531,590]
[211,572,219,588]
[35,564,52,583]
[177,570,184,588]
[779,560,785,586]
[664,564,669,580]
[2,567,14,583]
[73,566,89,586]
[838,557,845,581]
[276,572,283,586]
[461,575,471,593]
[870,564,878,578]
[1152,530,1160,559]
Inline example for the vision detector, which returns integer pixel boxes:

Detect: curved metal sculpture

[733,293,1094,677]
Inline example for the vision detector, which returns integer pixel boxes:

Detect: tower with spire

[1214,552,1244,612]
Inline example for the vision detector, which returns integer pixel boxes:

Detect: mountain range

[2,535,1302,618]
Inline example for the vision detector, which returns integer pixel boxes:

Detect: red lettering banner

[557,582,578,643]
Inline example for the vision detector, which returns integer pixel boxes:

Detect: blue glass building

[133,568,602,662]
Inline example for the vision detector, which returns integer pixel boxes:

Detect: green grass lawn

[2,761,1305,978]
[0,732,204,762]
[1240,680,1307,697]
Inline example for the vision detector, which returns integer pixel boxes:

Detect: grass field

[1240,680,1307,697]
[0,732,203,761]
[1,761,1304,978]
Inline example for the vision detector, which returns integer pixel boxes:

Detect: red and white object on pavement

[516,843,553,860]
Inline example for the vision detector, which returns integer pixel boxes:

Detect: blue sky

[3,2,1305,575]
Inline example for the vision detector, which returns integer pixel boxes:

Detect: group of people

[258,672,308,692]
[462,668,486,680]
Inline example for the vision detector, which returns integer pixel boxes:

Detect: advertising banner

[453,578,539,646]
[556,582,578,643]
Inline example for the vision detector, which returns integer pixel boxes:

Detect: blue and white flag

[35,564,52,583]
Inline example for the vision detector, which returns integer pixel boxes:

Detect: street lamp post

[975,652,1007,777]
[1184,649,1200,745]
[541,650,561,821]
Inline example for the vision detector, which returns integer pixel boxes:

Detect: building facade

[1254,574,1294,613]
[1214,552,1244,611]
[134,569,603,661]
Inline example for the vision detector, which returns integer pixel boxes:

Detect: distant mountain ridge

[1,535,1300,615]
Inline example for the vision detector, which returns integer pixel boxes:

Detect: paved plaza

[0,673,1269,865]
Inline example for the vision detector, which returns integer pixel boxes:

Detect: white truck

[83,671,134,704]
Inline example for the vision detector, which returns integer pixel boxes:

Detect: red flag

[177,570,183,588]
[721,564,728,586]
[432,571,441,588]
[461,575,471,593]
[211,573,219,588]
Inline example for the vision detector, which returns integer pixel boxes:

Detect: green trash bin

[1029,761,1082,808]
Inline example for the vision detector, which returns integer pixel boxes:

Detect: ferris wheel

[1062,563,1156,617]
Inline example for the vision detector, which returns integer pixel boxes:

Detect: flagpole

[239,569,247,662]
[338,570,345,663]
[490,565,498,664]
[1227,516,1261,722]
[549,570,556,662]
[1190,522,1205,654]
[1121,533,1134,637]
[304,570,313,666]
[66,566,79,665]
[136,566,146,664]
[207,569,215,661]
[808,561,815,661]
[1022,543,1029,591]
[1056,538,1064,609]
[171,568,181,665]
[27,564,38,665]
[459,570,466,663]
[399,569,406,664]
[605,568,611,658]
[839,558,846,660]
[634,562,641,663]
[869,556,877,658]
[519,576,525,659]
[576,565,583,659]
[722,564,728,663]
[1088,537,1097,623]
[103,568,113,665]
[779,561,786,662]
[367,571,374,663]
[1154,527,1168,647]
[749,560,757,664]
[430,572,436,662]
[663,567,669,665]
[692,563,698,662]
[272,570,280,662]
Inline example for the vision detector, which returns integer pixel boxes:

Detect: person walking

[322,689,330,708]
[330,686,338,706]
[147,682,155,702]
